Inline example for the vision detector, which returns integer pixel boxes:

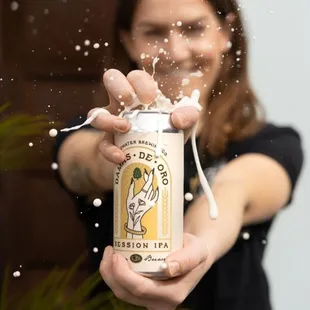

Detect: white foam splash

[189,71,204,78]
[182,78,190,86]
[61,109,110,132]
[60,89,217,220]
[152,56,160,78]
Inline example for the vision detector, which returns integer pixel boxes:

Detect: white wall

[239,1,310,309]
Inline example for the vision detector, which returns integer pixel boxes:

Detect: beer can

[113,110,184,278]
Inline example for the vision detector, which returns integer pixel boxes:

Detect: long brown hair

[112,0,265,158]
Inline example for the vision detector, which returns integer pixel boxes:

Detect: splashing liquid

[61,89,218,220]
[61,59,218,220]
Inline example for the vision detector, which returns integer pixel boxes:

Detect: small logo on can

[130,254,143,263]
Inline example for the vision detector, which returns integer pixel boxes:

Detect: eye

[129,203,135,210]
[143,29,164,37]
[184,25,206,36]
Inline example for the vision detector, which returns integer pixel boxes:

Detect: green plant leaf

[0,102,10,114]
[0,104,62,171]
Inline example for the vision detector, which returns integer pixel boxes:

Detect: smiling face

[121,0,232,103]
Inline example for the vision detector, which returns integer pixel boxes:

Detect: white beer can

[113,110,184,278]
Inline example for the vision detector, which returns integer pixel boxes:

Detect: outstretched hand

[89,69,200,165]
[100,233,214,310]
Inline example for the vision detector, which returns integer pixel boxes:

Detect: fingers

[89,109,130,133]
[100,247,128,298]
[127,178,135,201]
[171,106,199,142]
[147,188,153,200]
[103,69,158,115]
[98,137,125,164]
[163,233,209,278]
[152,188,159,203]
[103,69,136,114]
[170,107,199,130]
[100,247,147,307]
[111,253,181,305]
[142,169,154,193]
[127,70,158,105]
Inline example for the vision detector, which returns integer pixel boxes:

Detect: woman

[54,0,303,309]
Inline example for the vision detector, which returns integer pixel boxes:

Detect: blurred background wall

[240,1,310,309]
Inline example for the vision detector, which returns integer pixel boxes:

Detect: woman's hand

[99,233,214,310]
[90,69,199,165]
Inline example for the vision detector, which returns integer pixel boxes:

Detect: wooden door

[0,0,117,299]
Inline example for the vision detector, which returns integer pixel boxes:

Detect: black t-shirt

[53,119,303,310]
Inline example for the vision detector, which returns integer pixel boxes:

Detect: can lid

[123,110,170,116]
[122,110,181,134]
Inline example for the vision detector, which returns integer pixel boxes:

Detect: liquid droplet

[51,162,58,170]
[93,198,102,207]
[11,1,19,11]
[184,193,193,201]
[49,129,58,137]
[13,271,21,278]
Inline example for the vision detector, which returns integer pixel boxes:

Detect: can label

[114,132,184,273]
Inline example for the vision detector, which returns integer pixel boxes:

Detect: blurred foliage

[0,103,56,170]
[0,256,190,310]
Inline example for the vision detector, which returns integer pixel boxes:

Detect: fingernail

[114,119,128,132]
[168,262,180,277]
[113,152,123,162]
[88,108,98,118]
[176,113,189,127]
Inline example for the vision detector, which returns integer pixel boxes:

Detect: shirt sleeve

[226,124,304,203]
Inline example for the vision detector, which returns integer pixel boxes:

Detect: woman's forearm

[58,129,114,195]
[184,181,248,263]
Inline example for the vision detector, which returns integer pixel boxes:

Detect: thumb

[162,233,209,278]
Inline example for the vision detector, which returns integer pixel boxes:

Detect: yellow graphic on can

[120,163,159,240]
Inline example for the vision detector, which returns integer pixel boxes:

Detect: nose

[165,32,191,64]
